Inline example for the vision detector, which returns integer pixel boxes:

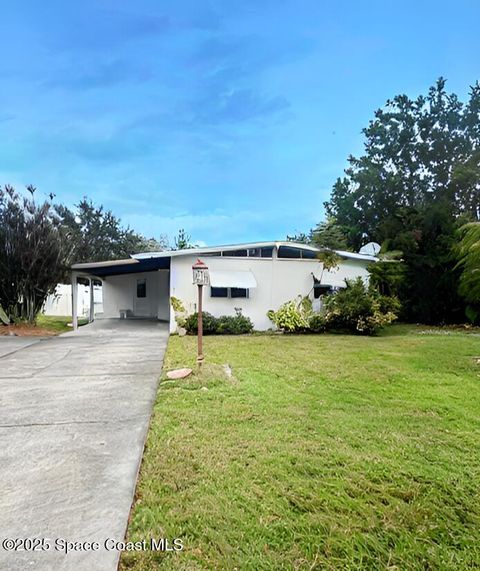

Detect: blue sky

[1,1,479,246]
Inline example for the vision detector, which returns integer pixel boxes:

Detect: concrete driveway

[0,319,168,570]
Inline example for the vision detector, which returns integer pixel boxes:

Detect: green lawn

[121,325,480,570]
[36,315,88,333]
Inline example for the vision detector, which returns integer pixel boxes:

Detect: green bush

[184,312,218,335]
[323,278,399,335]
[267,297,311,332]
[184,311,254,335]
[216,314,254,334]
[308,313,327,333]
[268,281,400,336]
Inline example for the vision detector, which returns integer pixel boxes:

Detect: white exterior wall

[43,283,103,317]
[102,270,169,320]
[169,254,371,332]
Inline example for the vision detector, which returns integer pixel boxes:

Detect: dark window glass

[248,247,273,258]
[231,287,248,298]
[202,252,221,257]
[314,285,332,299]
[137,279,146,298]
[301,249,317,259]
[225,249,248,257]
[278,246,302,259]
[211,287,228,298]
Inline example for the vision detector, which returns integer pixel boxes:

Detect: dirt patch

[0,324,58,337]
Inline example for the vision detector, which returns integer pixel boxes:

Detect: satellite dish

[359,242,381,256]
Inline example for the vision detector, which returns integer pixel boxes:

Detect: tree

[286,232,309,243]
[321,78,480,323]
[367,251,406,298]
[173,228,193,250]
[310,218,349,250]
[287,218,349,249]
[56,198,166,263]
[315,249,341,286]
[0,185,72,322]
[455,222,480,321]
[325,79,480,248]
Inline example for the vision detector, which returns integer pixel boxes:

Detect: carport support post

[197,284,204,366]
[71,272,78,331]
[89,278,94,323]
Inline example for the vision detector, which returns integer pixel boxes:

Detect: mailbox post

[192,259,209,366]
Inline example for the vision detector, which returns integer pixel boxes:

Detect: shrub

[184,312,218,335]
[216,314,254,334]
[323,278,399,335]
[184,311,254,335]
[308,313,327,333]
[170,296,185,313]
[267,297,312,332]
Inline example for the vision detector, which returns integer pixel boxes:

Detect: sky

[1,1,480,247]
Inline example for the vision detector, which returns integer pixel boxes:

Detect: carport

[71,256,171,329]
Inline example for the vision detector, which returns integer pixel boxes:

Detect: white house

[70,241,377,332]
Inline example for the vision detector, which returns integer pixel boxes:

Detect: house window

[301,249,316,259]
[248,247,274,258]
[278,246,317,259]
[278,246,302,258]
[231,287,248,298]
[228,249,248,257]
[211,287,249,298]
[211,287,228,298]
[137,279,147,298]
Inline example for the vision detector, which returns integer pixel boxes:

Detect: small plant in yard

[170,296,188,328]
[267,296,312,332]
[308,312,327,332]
[216,314,253,334]
[183,311,218,334]
[183,310,254,335]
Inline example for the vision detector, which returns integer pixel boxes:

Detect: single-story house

[71,241,378,332]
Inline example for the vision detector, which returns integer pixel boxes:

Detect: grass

[121,325,480,570]
[0,315,88,336]
[36,315,75,333]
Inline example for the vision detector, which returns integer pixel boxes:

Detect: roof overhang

[71,241,378,276]
[71,256,170,277]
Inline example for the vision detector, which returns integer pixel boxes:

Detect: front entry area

[71,255,172,327]
[100,270,170,320]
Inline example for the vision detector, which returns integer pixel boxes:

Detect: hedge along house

[70,241,378,332]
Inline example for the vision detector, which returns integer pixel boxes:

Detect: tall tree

[322,79,480,323]
[56,198,166,263]
[0,186,72,322]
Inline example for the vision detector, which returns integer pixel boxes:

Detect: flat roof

[131,241,378,262]
[71,241,377,275]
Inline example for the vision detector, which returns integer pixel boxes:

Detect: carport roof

[72,256,170,277]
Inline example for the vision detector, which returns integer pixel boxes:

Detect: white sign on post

[192,259,210,285]
[192,268,209,285]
